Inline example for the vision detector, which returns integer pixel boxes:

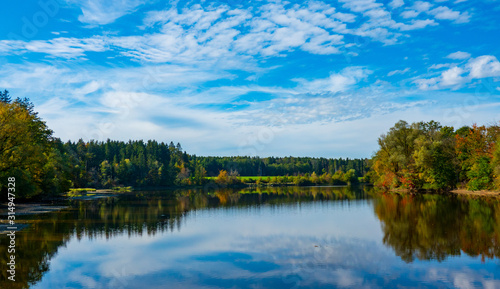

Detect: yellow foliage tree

[0,99,54,197]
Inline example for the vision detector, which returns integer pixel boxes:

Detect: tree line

[213,169,361,186]
[6,90,496,198]
[0,91,369,199]
[371,120,500,191]
[197,155,369,177]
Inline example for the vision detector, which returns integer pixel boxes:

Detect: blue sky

[1,0,499,158]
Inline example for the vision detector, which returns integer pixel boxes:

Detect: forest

[2,89,499,199]
[0,91,368,199]
[371,120,500,191]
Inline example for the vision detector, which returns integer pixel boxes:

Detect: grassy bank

[450,189,500,198]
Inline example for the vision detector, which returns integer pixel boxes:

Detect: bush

[294,177,312,186]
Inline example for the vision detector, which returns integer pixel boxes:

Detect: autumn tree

[455,124,500,190]
[0,95,69,198]
[373,120,421,189]
[374,120,499,191]
[493,137,500,189]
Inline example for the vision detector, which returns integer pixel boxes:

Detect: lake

[1,185,500,288]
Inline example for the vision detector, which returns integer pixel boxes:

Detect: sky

[0,0,499,158]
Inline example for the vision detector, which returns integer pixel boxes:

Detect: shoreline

[449,189,500,198]
[383,187,500,198]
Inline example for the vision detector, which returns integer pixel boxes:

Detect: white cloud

[440,66,465,86]
[387,67,410,76]
[339,0,383,13]
[69,0,145,25]
[0,0,472,63]
[26,37,107,57]
[293,67,372,94]
[0,37,107,58]
[415,55,500,90]
[400,9,421,18]
[414,77,439,90]
[73,81,102,97]
[236,79,426,131]
[399,19,438,30]
[446,51,471,60]
[0,40,24,54]
[400,0,433,18]
[467,55,500,78]
[0,64,74,91]
[429,6,471,23]
[0,62,234,108]
[429,63,452,70]
[399,2,470,24]
[337,0,439,44]
[414,1,433,12]
[389,0,405,9]
[116,2,350,65]
[242,2,348,55]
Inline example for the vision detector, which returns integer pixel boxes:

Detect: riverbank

[450,189,500,198]
[383,187,500,199]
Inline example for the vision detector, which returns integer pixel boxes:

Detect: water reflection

[1,186,499,289]
[0,186,368,289]
[374,192,500,262]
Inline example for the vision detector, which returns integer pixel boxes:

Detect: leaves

[0,99,55,198]
[373,120,499,191]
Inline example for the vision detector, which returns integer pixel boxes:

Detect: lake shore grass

[382,187,500,199]
[450,189,500,198]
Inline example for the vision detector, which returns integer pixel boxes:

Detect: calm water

[1,186,500,289]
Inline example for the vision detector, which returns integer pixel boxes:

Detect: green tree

[413,125,457,190]
[373,120,420,189]
[0,90,11,103]
[466,156,493,191]
[455,123,500,189]
[343,169,357,184]
[493,137,500,189]
[100,160,113,188]
[0,97,56,198]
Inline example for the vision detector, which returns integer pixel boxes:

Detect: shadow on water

[0,186,367,289]
[1,185,500,288]
[373,192,500,263]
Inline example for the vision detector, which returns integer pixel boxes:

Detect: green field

[68,188,97,192]
[206,176,281,181]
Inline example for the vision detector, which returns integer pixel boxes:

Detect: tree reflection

[0,186,366,288]
[6,186,499,288]
[373,192,500,262]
